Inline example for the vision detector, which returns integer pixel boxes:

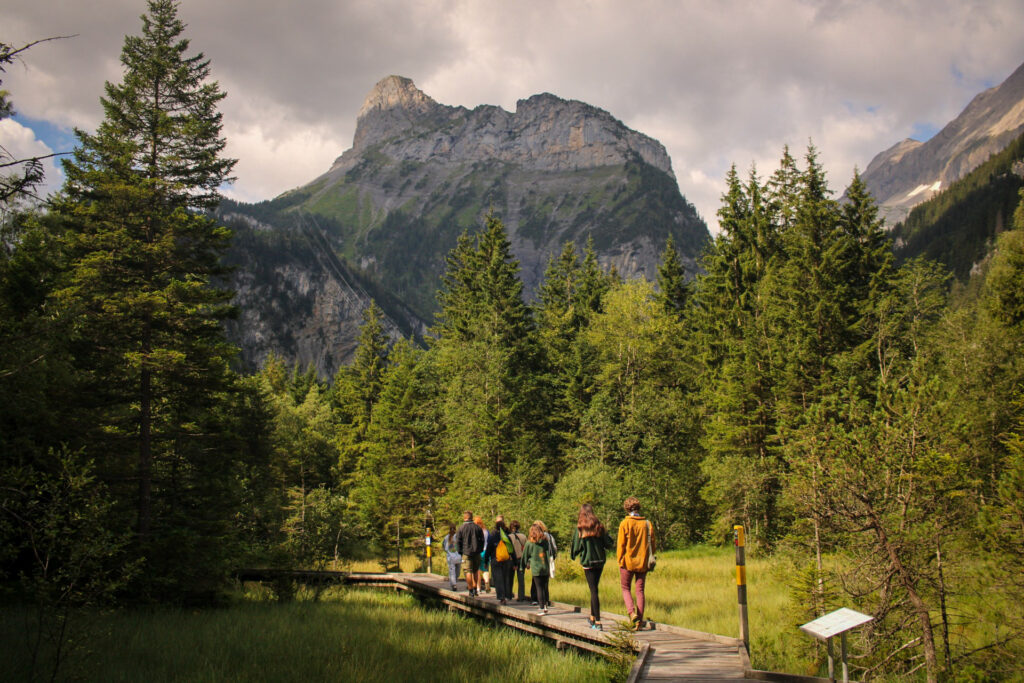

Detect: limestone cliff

[223,76,709,376]
[281,75,708,319]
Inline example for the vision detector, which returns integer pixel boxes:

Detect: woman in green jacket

[570,503,615,630]
[519,523,551,615]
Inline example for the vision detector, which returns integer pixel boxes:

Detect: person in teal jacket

[519,523,551,615]
[570,503,615,630]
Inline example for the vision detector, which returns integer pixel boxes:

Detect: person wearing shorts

[455,510,484,596]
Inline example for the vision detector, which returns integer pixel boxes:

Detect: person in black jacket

[570,503,615,630]
[485,515,517,605]
[455,510,484,596]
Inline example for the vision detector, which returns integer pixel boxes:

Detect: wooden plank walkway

[390,572,753,682]
[235,569,819,683]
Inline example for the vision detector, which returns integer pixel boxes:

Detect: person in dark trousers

[520,522,551,615]
[570,503,615,630]
[529,519,556,605]
[485,515,516,605]
[456,510,484,596]
[509,520,528,601]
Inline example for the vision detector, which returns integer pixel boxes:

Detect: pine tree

[431,213,548,484]
[51,0,238,596]
[656,235,689,315]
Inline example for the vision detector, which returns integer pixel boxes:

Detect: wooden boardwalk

[236,569,814,683]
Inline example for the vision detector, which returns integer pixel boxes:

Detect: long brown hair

[577,503,605,538]
[528,523,545,543]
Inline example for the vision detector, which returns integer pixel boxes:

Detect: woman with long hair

[442,524,462,591]
[571,503,615,630]
[519,523,552,615]
[474,515,490,592]
[529,519,557,605]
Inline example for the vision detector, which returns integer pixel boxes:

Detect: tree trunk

[138,365,152,539]
[871,514,938,681]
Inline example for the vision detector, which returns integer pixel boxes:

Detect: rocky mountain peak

[352,76,441,150]
[357,75,437,120]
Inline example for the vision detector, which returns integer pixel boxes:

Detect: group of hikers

[441,496,655,631]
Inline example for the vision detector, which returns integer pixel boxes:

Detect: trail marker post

[800,607,873,683]
[423,509,434,573]
[733,525,749,651]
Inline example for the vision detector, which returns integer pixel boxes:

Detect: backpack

[495,530,512,562]
[645,520,657,571]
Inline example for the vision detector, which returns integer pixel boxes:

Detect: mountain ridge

[862,59,1024,223]
[223,77,709,377]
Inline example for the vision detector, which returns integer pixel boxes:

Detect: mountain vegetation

[891,129,1024,279]
[2,3,1023,682]
[216,75,710,377]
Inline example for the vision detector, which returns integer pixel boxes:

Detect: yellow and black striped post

[424,512,434,573]
[734,525,750,650]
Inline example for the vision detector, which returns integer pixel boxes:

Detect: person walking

[571,503,615,630]
[519,522,552,615]
[509,520,528,602]
[442,524,462,591]
[486,515,516,605]
[456,510,484,596]
[529,520,556,605]
[474,515,490,592]
[617,496,655,630]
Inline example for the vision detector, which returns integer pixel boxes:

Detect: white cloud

[0,118,63,200]
[4,0,1023,231]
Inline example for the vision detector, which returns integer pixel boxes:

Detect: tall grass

[0,589,623,682]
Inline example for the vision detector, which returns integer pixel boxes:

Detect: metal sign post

[733,525,749,651]
[799,607,873,683]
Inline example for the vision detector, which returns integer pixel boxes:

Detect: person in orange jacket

[616,496,655,629]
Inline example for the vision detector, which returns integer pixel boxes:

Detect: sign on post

[799,607,873,683]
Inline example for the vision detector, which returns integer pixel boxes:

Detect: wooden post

[841,631,849,683]
[734,525,749,651]
[424,508,434,574]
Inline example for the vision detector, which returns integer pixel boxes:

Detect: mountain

[262,76,708,318]
[890,130,1024,280]
[222,76,710,376]
[218,205,424,379]
[862,60,1024,224]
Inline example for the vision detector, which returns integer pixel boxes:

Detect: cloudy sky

[4,0,1023,231]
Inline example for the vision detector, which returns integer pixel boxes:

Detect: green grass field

[8,546,1016,681]
[1,588,624,682]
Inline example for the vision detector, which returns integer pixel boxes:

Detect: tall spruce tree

[656,235,689,315]
[431,213,549,485]
[52,0,238,597]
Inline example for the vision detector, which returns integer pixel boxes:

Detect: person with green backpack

[486,515,517,605]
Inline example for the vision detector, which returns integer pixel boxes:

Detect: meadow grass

[1,588,624,682]
[365,545,809,675]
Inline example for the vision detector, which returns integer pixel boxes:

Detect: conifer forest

[2,2,1024,681]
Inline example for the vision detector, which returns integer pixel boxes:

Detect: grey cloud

[4,0,1023,227]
